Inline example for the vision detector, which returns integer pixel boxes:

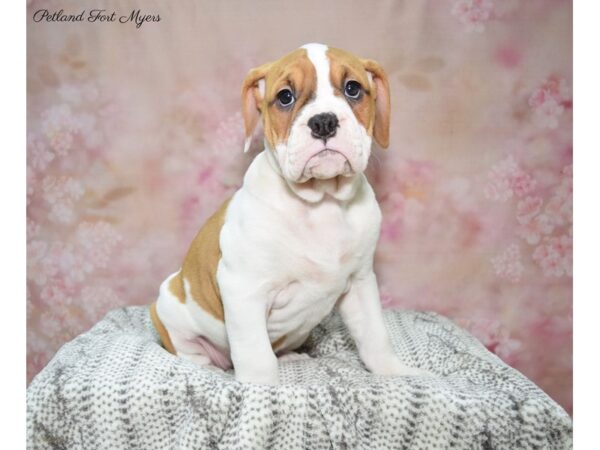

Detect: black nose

[308,113,339,141]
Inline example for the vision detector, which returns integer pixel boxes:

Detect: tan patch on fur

[241,48,317,149]
[180,198,231,321]
[168,272,186,303]
[271,334,286,351]
[327,47,391,148]
[150,302,176,354]
[262,49,317,148]
[327,47,375,133]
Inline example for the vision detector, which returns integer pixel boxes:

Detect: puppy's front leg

[337,272,428,377]
[223,299,279,385]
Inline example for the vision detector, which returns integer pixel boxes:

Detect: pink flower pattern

[74,222,122,269]
[41,176,85,224]
[491,244,524,283]
[40,105,78,157]
[528,76,571,129]
[515,164,572,274]
[451,0,495,32]
[484,156,536,202]
[516,196,543,225]
[517,213,555,245]
[533,235,572,278]
[28,135,55,172]
[456,317,522,365]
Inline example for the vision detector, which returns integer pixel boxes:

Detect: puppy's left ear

[362,59,391,149]
[241,62,272,153]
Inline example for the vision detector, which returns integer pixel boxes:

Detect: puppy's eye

[276,89,295,107]
[344,80,362,99]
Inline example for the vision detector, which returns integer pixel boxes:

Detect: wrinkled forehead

[264,44,370,96]
[263,48,314,96]
[324,46,372,90]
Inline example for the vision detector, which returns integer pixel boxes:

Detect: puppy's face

[242,44,390,183]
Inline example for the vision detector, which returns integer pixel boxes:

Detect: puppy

[150,43,426,385]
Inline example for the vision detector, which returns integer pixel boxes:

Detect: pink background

[27,0,572,413]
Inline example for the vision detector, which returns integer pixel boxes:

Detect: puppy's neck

[263,148,363,203]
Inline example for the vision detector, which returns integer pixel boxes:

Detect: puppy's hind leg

[168,329,213,366]
[152,295,222,368]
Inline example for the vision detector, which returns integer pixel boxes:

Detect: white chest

[263,199,368,348]
[217,153,382,352]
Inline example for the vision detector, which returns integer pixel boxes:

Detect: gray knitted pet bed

[27,306,572,449]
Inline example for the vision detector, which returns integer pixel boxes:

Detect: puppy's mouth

[300,148,353,181]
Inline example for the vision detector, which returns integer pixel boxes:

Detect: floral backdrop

[27,0,573,413]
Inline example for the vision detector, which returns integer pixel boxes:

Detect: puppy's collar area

[264,146,362,203]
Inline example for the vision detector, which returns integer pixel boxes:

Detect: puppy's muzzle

[302,149,352,180]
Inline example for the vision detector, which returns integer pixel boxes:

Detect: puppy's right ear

[241,62,272,153]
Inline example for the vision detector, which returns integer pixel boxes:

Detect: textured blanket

[27,306,572,449]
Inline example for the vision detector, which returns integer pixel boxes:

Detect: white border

[0,0,25,446]
[573,0,599,446]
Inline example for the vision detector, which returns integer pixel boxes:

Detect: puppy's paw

[277,351,312,363]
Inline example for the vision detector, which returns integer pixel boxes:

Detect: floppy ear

[362,59,391,149]
[241,62,272,153]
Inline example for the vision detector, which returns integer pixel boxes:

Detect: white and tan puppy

[150,43,426,385]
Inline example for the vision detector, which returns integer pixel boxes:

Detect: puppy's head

[242,43,390,183]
